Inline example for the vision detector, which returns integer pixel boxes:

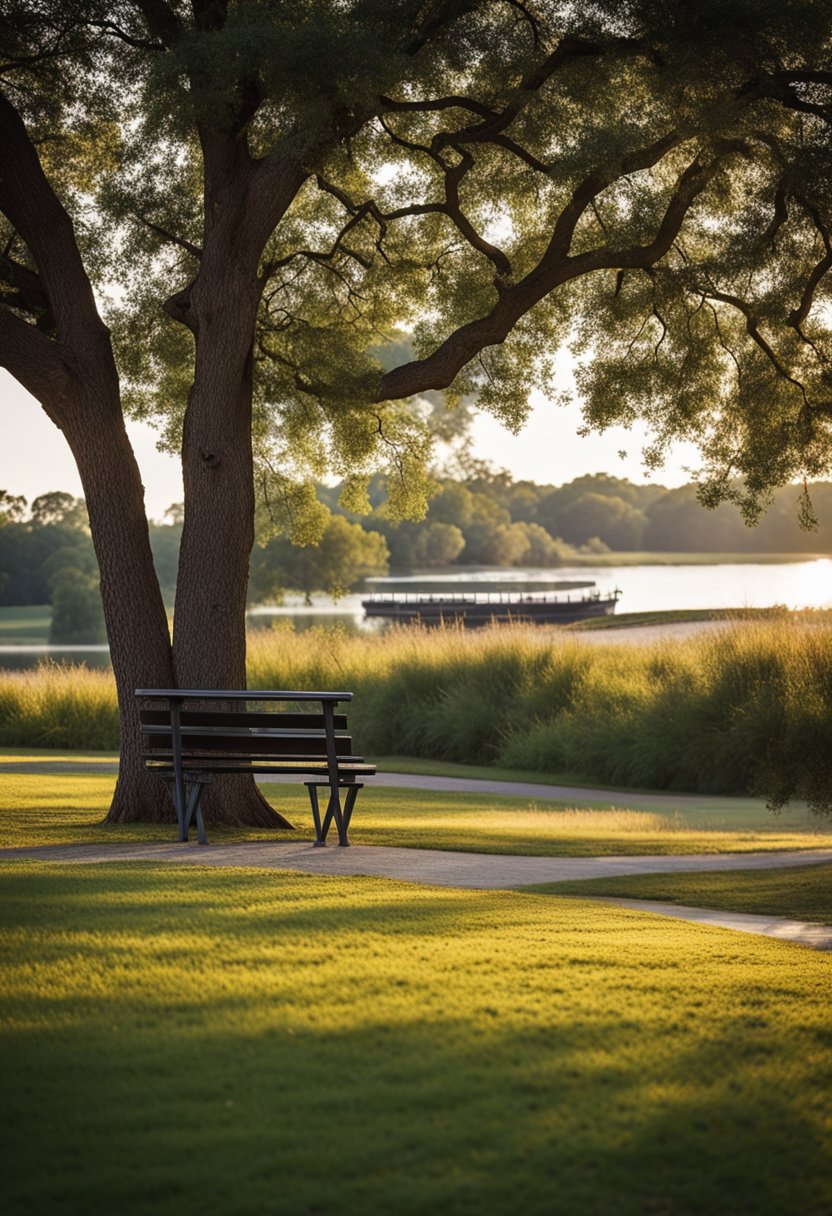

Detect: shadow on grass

[2,863,831,1216]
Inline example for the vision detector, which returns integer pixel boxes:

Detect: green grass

[0,604,51,642]
[373,753,810,806]
[2,766,831,856]
[2,861,830,1216]
[372,753,623,787]
[527,862,832,924]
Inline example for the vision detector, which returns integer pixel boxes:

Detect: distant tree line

[3,475,832,627]
[321,470,832,568]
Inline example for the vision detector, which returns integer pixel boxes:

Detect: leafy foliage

[5,0,832,518]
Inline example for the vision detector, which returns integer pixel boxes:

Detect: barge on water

[361,585,621,627]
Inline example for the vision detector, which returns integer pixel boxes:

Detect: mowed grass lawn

[2,759,832,856]
[531,862,832,924]
[2,861,831,1216]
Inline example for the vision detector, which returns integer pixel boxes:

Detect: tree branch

[135,214,202,259]
[0,304,71,418]
[504,0,544,47]
[700,287,808,399]
[84,20,166,52]
[0,89,111,354]
[789,249,832,331]
[376,145,727,400]
[380,93,499,120]
[540,129,687,266]
[0,246,54,330]
[759,176,789,248]
[403,2,481,57]
[787,194,832,332]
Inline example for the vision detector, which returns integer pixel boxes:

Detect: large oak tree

[1,0,831,824]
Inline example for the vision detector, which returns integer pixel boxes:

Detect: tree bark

[0,87,176,821]
[168,136,304,829]
[173,281,293,828]
[63,399,177,824]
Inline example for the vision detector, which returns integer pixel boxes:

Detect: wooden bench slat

[140,724,351,739]
[141,749,369,758]
[139,710,348,731]
[141,732,354,756]
[145,762,376,776]
[137,689,352,701]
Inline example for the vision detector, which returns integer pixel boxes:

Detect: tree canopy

[5,2,832,512]
[2,0,832,822]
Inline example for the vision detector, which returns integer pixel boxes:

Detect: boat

[361,584,621,627]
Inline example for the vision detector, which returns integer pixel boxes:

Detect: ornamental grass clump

[0,661,119,750]
[248,618,832,800]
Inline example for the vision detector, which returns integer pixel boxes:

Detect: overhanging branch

[0,304,71,419]
[376,145,727,401]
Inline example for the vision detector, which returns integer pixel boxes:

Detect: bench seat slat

[137,689,352,701]
[139,710,348,731]
[146,762,376,776]
[141,732,354,756]
[142,749,367,758]
[141,724,351,739]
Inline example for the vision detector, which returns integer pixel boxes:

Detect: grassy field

[1,860,830,1216]
[2,763,831,856]
[0,618,830,811]
[528,862,832,924]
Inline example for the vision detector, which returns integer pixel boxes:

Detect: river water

[2,558,830,670]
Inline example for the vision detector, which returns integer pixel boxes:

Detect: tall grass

[0,661,119,750]
[247,619,832,800]
[1,620,830,800]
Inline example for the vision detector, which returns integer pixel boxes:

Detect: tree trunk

[171,194,293,830]
[58,384,177,824]
[1,87,296,829]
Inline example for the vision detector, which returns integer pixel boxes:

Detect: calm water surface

[3,559,831,670]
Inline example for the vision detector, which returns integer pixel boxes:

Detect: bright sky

[1,367,702,521]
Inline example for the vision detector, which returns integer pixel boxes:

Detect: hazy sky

[2,368,702,521]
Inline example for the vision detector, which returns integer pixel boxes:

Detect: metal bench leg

[308,783,326,846]
[183,775,210,846]
[341,783,363,839]
[307,782,360,847]
[318,789,348,846]
[163,775,187,841]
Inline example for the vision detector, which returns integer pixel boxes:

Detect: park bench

[136,688,375,848]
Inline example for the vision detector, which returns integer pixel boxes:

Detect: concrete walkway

[3,757,830,950]
[588,897,832,951]
[0,760,765,810]
[3,839,831,950]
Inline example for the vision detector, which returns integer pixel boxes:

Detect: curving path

[0,760,771,809]
[3,758,831,950]
[3,839,831,951]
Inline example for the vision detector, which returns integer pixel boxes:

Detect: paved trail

[4,755,831,951]
[4,839,831,951]
[0,760,769,811]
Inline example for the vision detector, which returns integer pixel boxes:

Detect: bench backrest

[139,708,353,759]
